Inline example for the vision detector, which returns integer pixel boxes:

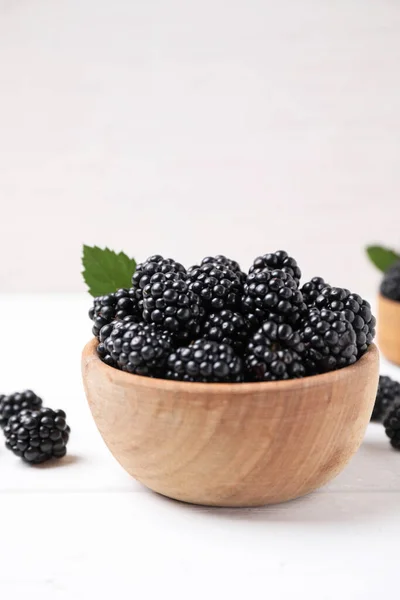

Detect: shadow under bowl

[82,339,379,507]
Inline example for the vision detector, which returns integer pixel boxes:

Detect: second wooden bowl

[82,339,379,507]
[378,293,400,365]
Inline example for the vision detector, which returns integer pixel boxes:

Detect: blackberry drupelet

[315,286,375,356]
[132,255,186,299]
[143,273,202,336]
[384,403,400,450]
[200,309,251,355]
[99,320,174,376]
[371,375,400,422]
[380,261,400,302]
[187,263,242,311]
[166,339,243,382]
[244,321,305,381]
[242,269,306,328]
[4,407,70,464]
[301,277,330,307]
[200,255,246,283]
[89,288,140,338]
[249,250,301,284]
[0,390,43,429]
[300,308,357,373]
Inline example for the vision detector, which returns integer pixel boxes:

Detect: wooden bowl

[378,293,400,365]
[82,339,379,507]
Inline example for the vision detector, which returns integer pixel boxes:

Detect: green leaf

[82,245,136,297]
[366,245,400,273]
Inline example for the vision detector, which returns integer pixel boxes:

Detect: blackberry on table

[187,263,242,311]
[166,339,243,382]
[244,321,305,381]
[200,255,246,283]
[299,308,357,374]
[301,277,330,307]
[380,261,400,302]
[384,403,400,450]
[200,309,251,355]
[242,269,305,328]
[143,273,202,336]
[99,320,174,377]
[315,287,376,356]
[371,375,400,422]
[132,255,186,298]
[4,408,70,464]
[89,288,140,338]
[249,250,302,284]
[0,390,42,429]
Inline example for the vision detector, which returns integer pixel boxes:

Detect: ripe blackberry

[132,255,186,297]
[187,263,242,311]
[244,321,305,381]
[4,407,70,464]
[167,339,243,382]
[89,288,140,338]
[371,375,400,422]
[301,277,330,307]
[200,309,251,355]
[99,320,174,376]
[249,250,301,284]
[200,255,246,283]
[143,273,202,336]
[242,269,305,328]
[300,308,357,373]
[315,287,376,356]
[380,261,400,302]
[384,403,400,450]
[0,390,43,428]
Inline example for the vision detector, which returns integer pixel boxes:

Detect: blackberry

[371,375,400,422]
[143,273,202,336]
[380,261,400,302]
[249,250,301,284]
[0,390,43,428]
[97,316,144,368]
[300,308,357,373]
[166,339,243,382]
[4,407,70,464]
[89,288,140,338]
[200,309,251,355]
[315,287,376,356]
[242,269,305,328]
[200,255,246,283]
[384,403,400,450]
[244,321,305,381]
[132,255,186,298]
[187,263,242,311]
[99,320,174,376]
[301,277,329,307]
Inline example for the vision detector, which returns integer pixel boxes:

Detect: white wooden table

[0,294,398,600]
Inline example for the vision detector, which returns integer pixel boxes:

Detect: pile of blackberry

[0,391,70,464]
[90,251,376,383]
[370,374,400,452]
[380,261,400,302]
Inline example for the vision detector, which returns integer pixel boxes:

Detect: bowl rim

[83,338,379,395]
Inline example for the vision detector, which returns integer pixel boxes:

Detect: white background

[0,0,399,295]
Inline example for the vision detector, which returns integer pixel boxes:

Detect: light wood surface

[82,339,379,507]
[378,294,400,366]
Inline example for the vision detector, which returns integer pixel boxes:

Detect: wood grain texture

[82,339,379,507]
[378,294,400,366]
